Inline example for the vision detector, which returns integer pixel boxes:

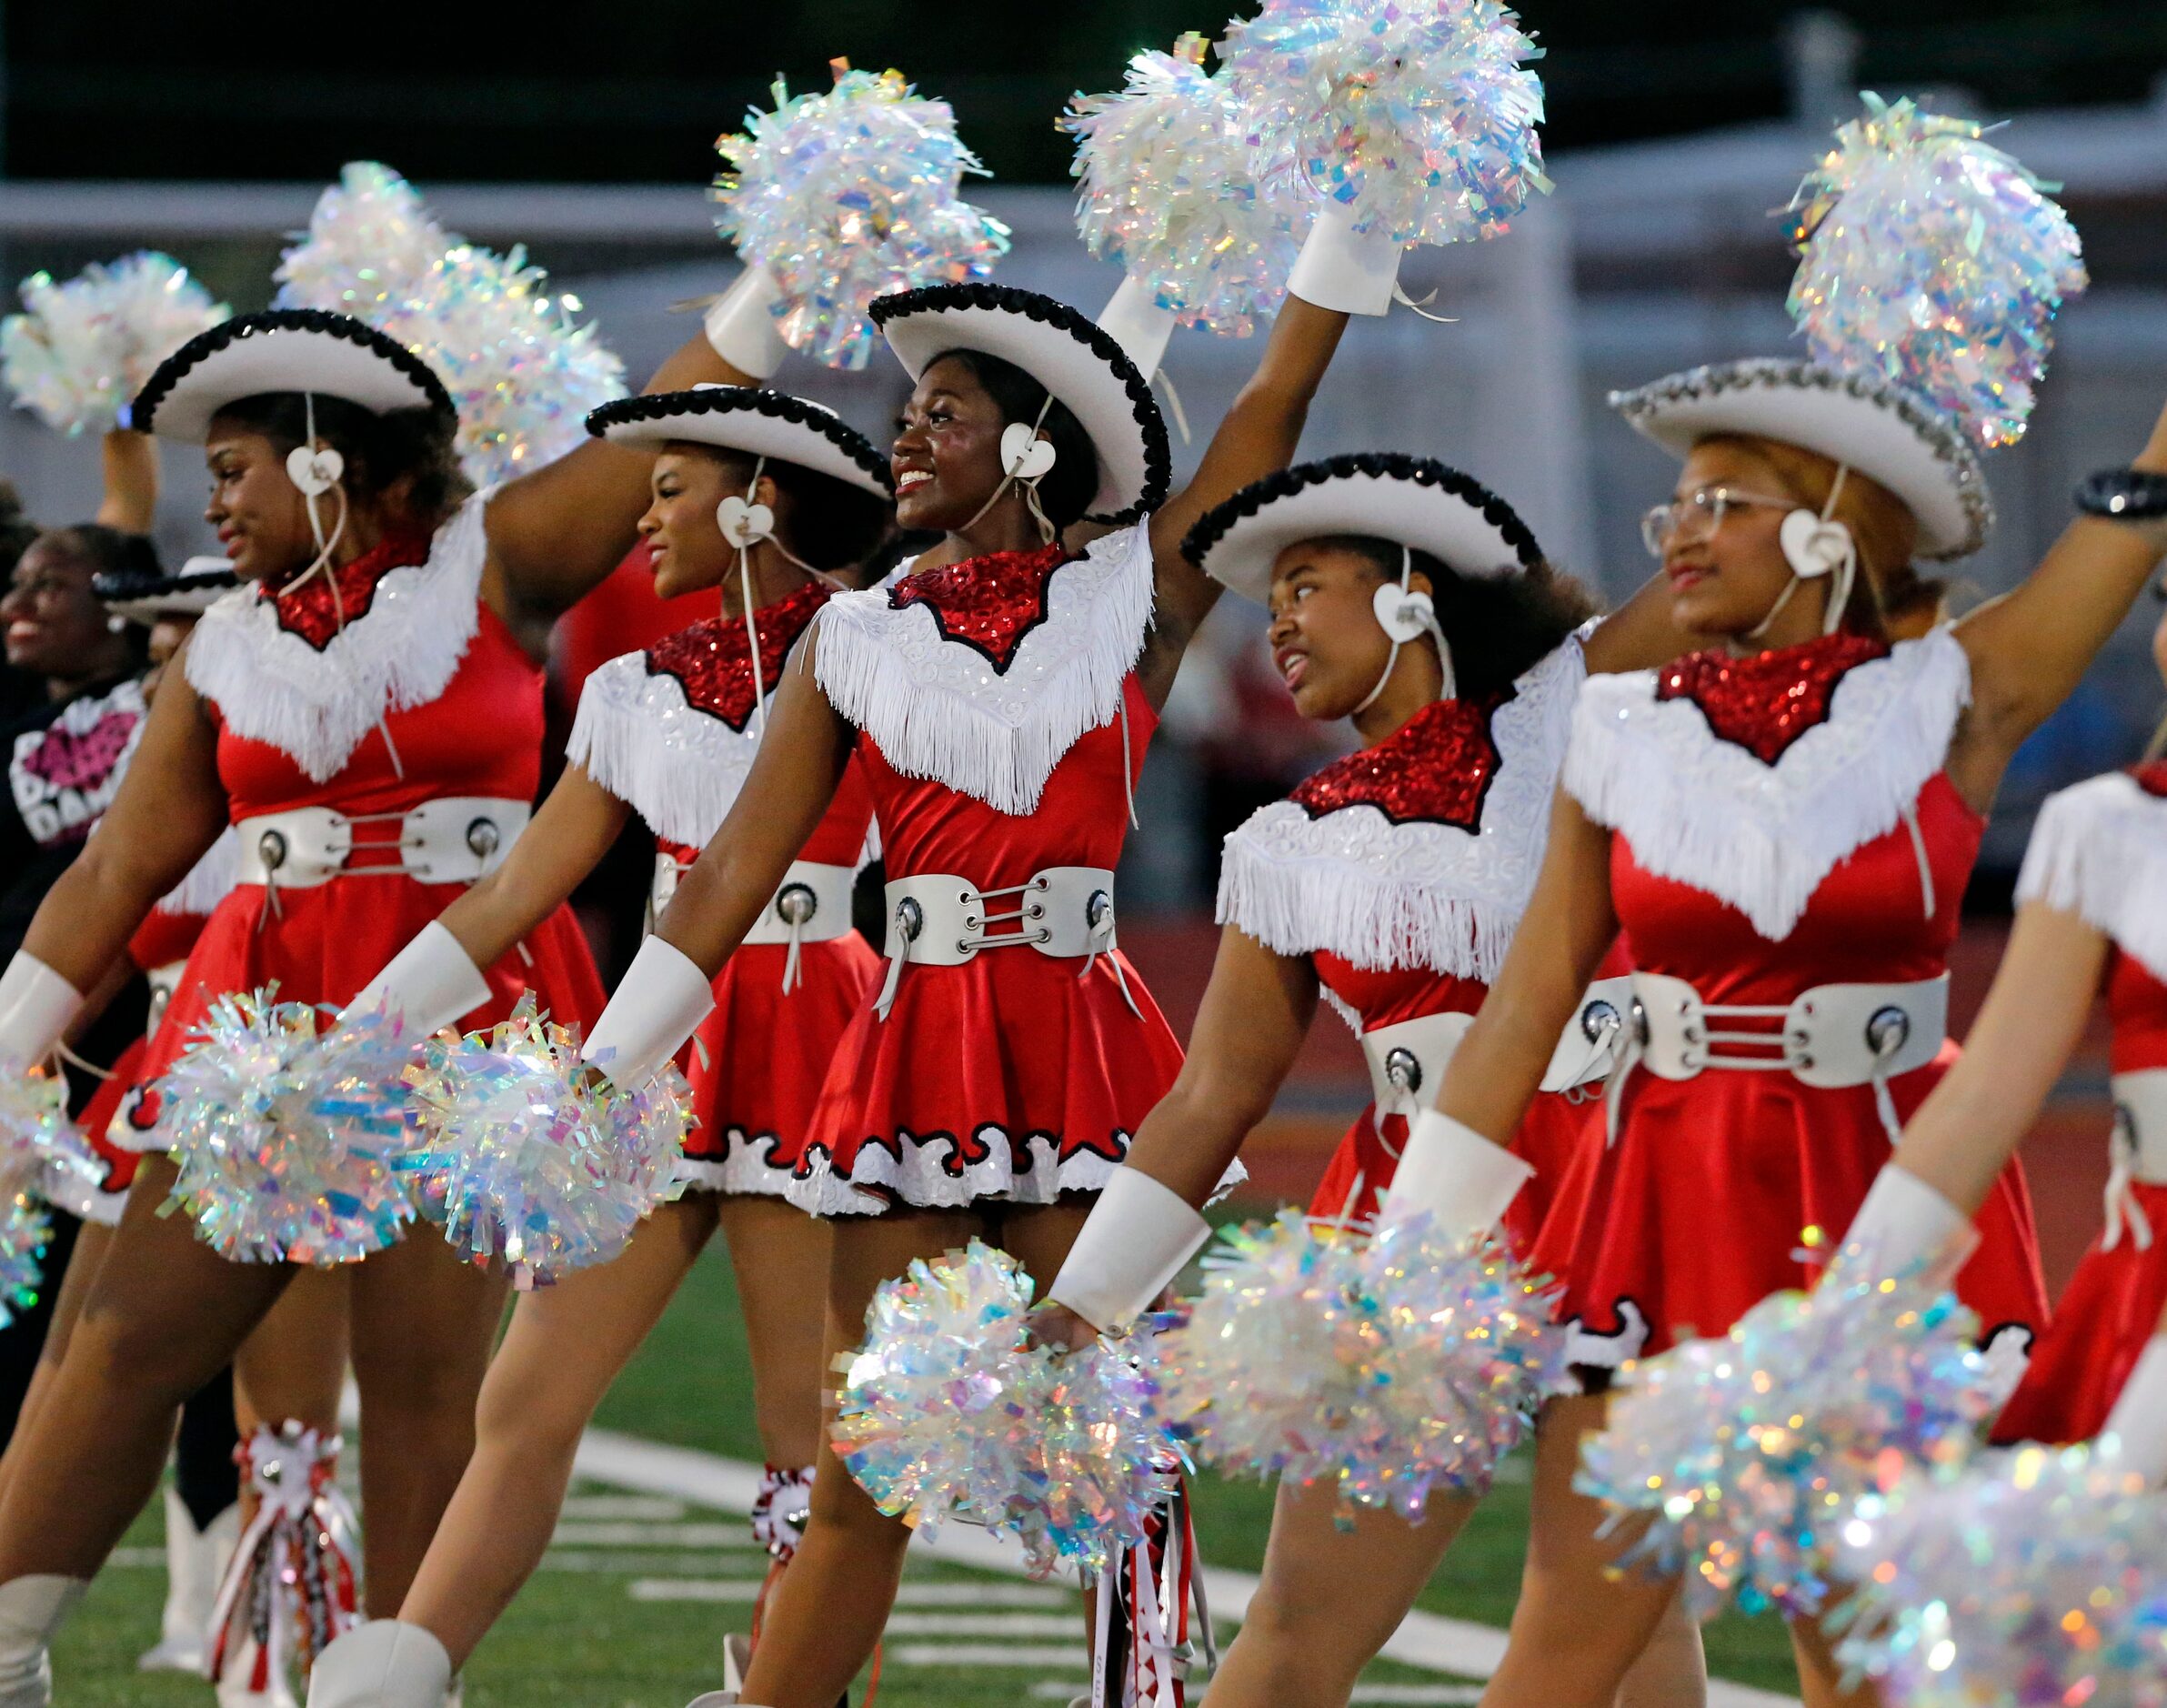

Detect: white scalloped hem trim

[810,523,1154,815]
[567,654,757,849]
[784,1130,1128,1217]
[1563,630,1971,941]
[2016,772,2167,984]
[1218,835,1520,980]
[673,1130,801,1200]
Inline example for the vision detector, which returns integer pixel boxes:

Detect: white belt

[649,853,856,995]
[236,798,529,891]
[874,867,1136,1020]
[2104,1069,2167,1251]
[1610,970,1949,1146]
[1358,975,1632,1127]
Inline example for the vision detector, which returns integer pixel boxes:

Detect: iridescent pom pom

[1220,0,1551,247]
[714,66,1011,369]
[399,1000,688,1287]
[2,253,228,436]
[1788,93,2087,449]
[1579,1255,1996,1618]
[1063,35,1302,337]
[160,991,416,1266]
[1149,1209,1567,1521]
[0,1073,59,1327]
[1834,1440,2167,1706]
[276,162,627,486]
[832,1240,1172,1575]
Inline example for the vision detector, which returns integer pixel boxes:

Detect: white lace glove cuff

[0,954,84,1068]
[579,936,716,1089]
[704,265,789,379]
[2104,1337,2167,1488]
[1379,1109,1533,1241]
[1048,1167,1211,1333]
[1288,201,1404,316]
[344,922,493,1038]
[1837,1164,1978,1288]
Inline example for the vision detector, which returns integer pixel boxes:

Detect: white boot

[139,1486,239,1673]
[304,1623,452,1708]
[0,1576,86,1708]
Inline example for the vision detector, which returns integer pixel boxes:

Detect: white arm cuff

[580,936,716,1090]
[1379,1110,1533,1241]
[1097,276,1179,382]
[346,922,494,1039]
[1838,1164,1978,1287]
[1048,1167,1212,1334]
[1288,201,1404,317]
[2103,1337,2167,1488]
[704,265,789,380]
[0,954,85,1069]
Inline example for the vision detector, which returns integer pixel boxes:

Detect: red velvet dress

[1540,629,2048,1369]
[567,581,879,1197]
[1209,638,1603,1256]
[790,525,1184,1214]
[133,502,604,1185]
[1994,761,2167,1443]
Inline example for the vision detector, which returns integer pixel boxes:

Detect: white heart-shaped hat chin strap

[1353,543,1456,716]
[958,395,1060,546]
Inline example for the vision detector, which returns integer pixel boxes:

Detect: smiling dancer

[528,189,1449,1707]
[0,304,760,1705]
[305,387,893,1705]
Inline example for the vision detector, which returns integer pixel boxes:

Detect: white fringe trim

[2017,771,2167,985]
[1216,639,1584,978]
[567,649,760,849]
[156,826,240,918]
[184,496,489,783]
[1563,628,1971,942]
[812,523,1155,815]
[785,1129,1127,1217]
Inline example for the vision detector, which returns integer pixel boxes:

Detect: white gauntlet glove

[579,937,716,1090]
[1047,1167,1212,1334]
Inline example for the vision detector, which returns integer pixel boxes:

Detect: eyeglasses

[1640,487,1795,558]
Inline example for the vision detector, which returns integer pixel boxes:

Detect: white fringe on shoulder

[2017,771,2167,984]
[1563,627,1971,942]
[566,649,761,850]
[1217,638,1585,979]
[156,826,240,918]
[184,496,489,783]
[811,522,1155,816]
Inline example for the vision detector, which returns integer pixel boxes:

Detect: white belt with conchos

[874,867,1136,1020]
[650,853,857,995]
[1358,975,1636,1131]
[235,798,530,891]
[1609,969,1949,1145]
[2104,1068,2167,1251]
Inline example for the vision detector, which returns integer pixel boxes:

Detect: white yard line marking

[630,1579,1070,1609]
[544,1552,749,1574]
[549,1521,754,1548]
[573,1428,1799,1708]
[885,1643,1090,1670]
[628,1579,767,1603]
[558,1494,687,1522]
[879,1613,1084,1638]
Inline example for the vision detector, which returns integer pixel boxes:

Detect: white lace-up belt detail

[1609,969,1949,1146]
[1358,976,1634,1132]
[650,854,856,996]
[236,798,529,895]
[874,867,1136,1021]
[2104,1070,2167,1252]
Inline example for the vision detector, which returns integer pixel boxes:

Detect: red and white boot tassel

[206,1422,361,1708]
[1090,1462,1213,1708]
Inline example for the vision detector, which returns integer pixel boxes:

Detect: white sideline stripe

[881,1613,1082,1638]
[549,1521,755,1548]
[886,1644,1090,1670]
[631,1578,1069,1609]
[570,1429,1798,1708]
[543,1552,749,1574]
[559,1494,687,1521]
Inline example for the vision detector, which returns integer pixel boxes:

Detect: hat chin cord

[958,395,1059,547]
[1746,463,1859,644]
[1353,543,1456,717]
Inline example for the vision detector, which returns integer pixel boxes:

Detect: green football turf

[50,1237,1805,1704]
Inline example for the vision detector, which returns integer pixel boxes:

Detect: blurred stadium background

[5,3,2162,1699]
